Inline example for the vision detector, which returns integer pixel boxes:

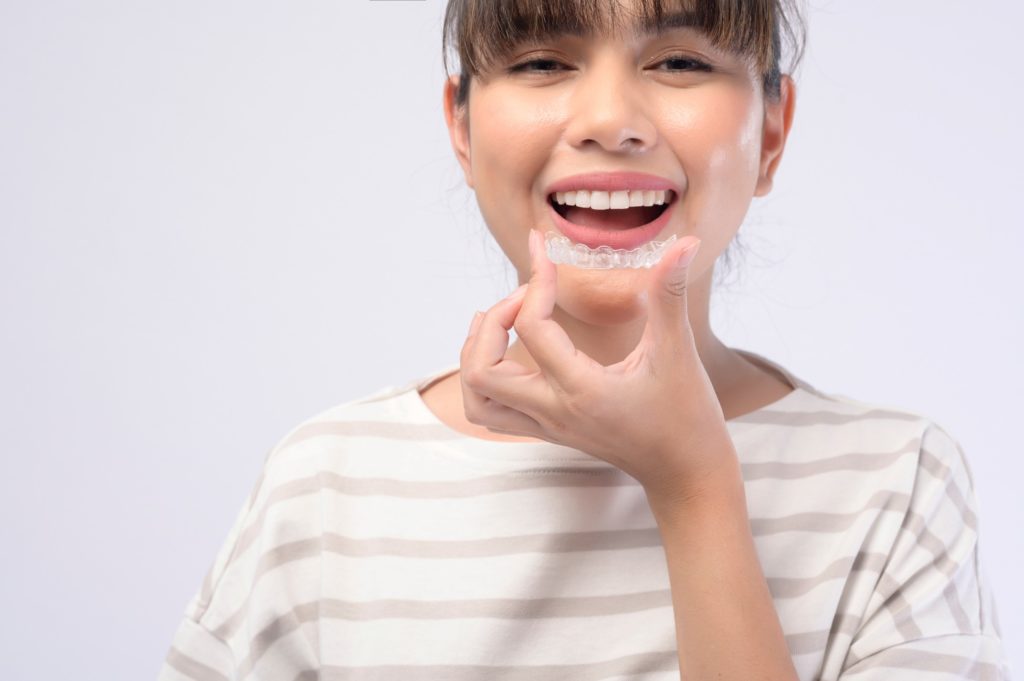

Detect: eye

[653,55,713,73]
[507,58,570,74]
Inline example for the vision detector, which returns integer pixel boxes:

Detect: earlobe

[754,75,797,197]
[443,75,474,189]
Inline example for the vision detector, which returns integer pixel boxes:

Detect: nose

[563,56,656,154]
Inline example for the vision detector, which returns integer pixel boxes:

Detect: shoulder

[184,379,426,627]
[784,387,982,549]
[743,380,978,508]
[258,379,426,480]
[817,390,974,490]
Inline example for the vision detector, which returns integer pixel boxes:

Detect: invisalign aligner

[544,231,677,269]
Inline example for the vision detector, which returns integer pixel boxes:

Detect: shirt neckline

[399,349,814,466]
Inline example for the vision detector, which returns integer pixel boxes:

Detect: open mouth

[548,189,675,230]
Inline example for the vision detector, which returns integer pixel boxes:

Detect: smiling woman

[156,2,1012,680]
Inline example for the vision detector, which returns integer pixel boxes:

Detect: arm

[646,448,800,681]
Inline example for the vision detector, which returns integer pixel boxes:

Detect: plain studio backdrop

[1,0,1021,678]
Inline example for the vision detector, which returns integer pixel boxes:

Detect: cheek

[469,92,556,196]
[661,90,762,184]
[656,89,763,258]
[468,91,561,265]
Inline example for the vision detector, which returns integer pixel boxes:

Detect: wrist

[645,453,746,525]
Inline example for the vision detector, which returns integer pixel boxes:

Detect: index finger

[460,285,530,381]
[514,229,593,391]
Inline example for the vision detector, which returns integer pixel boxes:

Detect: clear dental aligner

[544,231,678,269]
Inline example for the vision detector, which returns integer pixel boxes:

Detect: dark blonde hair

[443,0,806,107]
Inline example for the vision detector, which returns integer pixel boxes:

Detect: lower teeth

[544,231,677,269]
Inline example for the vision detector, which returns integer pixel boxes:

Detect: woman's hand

[459,228,741,507]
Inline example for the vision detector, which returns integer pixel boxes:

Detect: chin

[554,266,651,327]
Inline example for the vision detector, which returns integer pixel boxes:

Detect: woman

[158,1,1011,679]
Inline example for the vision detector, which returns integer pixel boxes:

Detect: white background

[0,1,1021,678]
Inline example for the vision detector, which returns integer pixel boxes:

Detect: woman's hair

[442,0,807,109]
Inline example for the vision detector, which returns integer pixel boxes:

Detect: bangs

[444,0,783,80]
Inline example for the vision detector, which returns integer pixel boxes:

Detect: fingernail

[468,311,483,335]
[674,238,701,269]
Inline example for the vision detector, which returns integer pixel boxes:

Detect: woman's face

[444,9,794,326]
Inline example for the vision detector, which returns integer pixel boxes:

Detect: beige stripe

[878,572,925,640]
[785,611,860,656]
[768,551,889,599]
[942,575,974,634]
[307,650,681,681]
[164,646,230,681]
[235,602,320,678]
[740,438,917,480]
[749,490,910,536]
[322,526,666,557]
[842,637,1004,678]
[920,446,978,530]
[735,407,923,427]
[320,590,672,619]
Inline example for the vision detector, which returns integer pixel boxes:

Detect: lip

[544,171,681,196]
[548,192,677,250]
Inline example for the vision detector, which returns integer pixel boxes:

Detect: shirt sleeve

[156,427,325,680]
[156,458,269,681]
[837,422,1013,680]
[157,618,235,681]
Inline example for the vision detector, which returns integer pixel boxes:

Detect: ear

[443,75,474,189]
[753,74,797,197]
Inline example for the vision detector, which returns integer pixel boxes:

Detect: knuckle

[462,366,486,390]
[664,279,688,298]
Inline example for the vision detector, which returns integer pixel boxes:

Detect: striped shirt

[158,352,1012,680]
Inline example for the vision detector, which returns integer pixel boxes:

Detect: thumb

[644,236,702,350]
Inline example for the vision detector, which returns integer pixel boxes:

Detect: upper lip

[545,171,681,197]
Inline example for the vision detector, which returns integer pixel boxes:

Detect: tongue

[564,205,662,230]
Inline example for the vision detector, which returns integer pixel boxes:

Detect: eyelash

[508,55,713,74]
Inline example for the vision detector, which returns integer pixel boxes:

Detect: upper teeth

[552,189,672,210]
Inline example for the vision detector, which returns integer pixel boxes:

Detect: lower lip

[547,197,677,250]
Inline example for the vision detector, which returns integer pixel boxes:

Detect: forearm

[647,457,799,681]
